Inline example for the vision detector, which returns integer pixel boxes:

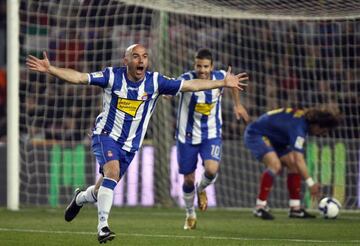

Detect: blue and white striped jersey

[176,70,225,144]
[88,66,183,152]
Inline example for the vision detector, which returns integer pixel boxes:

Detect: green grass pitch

[0,207,359,245]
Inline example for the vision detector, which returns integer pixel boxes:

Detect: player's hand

[233,104,250,123]
[309,182,321,201]
[224,66,248,90]
[26,51,51,73]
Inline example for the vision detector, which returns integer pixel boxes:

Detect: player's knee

[204,170,217,180]
[204,160,219,174]
[268,162,281,174]
[103,167,120,181]
[183,174,195,186]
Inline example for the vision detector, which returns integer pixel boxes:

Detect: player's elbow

[181,81,196,92]
[73,73,89,84]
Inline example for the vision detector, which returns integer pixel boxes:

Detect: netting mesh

[18,0,360,209]
[123,0,360,19]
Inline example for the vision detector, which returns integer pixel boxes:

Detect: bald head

[124,44,149,82]
[125,44,146,58]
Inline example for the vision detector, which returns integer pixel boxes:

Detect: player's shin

[198,172,218,191]
[97,178,117,231]
[76,185,97,205]
[182,184,196,217]
[257,168,276,205]
[287,173,301,209]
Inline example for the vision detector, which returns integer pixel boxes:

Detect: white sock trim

[256,199,267,207]
[289,199,301,207]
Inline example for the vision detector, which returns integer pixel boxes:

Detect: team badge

[107,150,113,157]
[141,92,149,100]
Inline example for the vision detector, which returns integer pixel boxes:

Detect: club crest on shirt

[107,150,113,157]
[141,92,150,100]
[91,72,103,78]
[194,103,215,116]
[117,98,143,117]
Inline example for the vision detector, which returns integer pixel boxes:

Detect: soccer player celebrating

[26,44,248,243]
[244,106,341,220]
[176,48,249,230]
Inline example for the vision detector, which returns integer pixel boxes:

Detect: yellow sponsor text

[195,103,215,116]
[117,98,143,117]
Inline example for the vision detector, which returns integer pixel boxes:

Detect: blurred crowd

[1,1,359,142]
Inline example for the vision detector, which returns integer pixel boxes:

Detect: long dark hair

[304,105,342,128]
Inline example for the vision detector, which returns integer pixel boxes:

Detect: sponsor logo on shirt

[117,98,143,117]
[295,136,305,149]
[194,103,215,116]
[262,136,272,147]
[127,87,139,91]
[91,72,103,78]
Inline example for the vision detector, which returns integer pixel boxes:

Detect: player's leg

[97,160,119,243]
[177,141,199,230]
[196,160,218,211]
[64,177,102,222]
[253,151,281,220]
[183,172,197,230]
[244,132,280,220]
[197,138,221,211]
[91,135,134,243]
[281,152,316,219]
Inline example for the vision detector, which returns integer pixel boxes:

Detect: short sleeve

[88,67,110,88]
[157,74,184,96]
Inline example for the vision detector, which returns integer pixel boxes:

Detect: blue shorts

[177,138,221,175]
[92,134,135,177]
[244,129,291,161]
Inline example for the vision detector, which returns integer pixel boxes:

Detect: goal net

[17,0,360,210]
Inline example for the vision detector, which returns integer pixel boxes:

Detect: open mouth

[136,66,145,73]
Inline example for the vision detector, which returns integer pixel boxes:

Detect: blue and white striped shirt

[88,66,183,152]
[176,70,225,144]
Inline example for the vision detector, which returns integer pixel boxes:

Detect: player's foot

[64,188,83,222]
[196,183,208,211]
[183,215,197,230]
[98,226,116,244]
[289,208,316,219]
[253,207,274,220]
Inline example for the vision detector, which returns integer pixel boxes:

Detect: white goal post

[7,0,360,210]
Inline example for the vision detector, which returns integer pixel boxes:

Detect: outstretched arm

[231,87,250,123]
[26,51,88,84]
[294,152,320,200]
[181,66,248,92]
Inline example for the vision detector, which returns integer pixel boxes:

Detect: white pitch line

[0,228,359,244]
